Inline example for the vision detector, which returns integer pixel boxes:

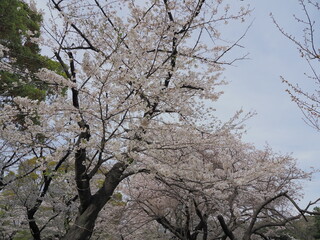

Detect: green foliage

[279,212,320,240]
[12,230,33,240]
[0,0,42,67]
[271,235,292,240]
[110,192,126,206]
[0,71,47,101]
[0,0,67,103]
[313,207,320,239]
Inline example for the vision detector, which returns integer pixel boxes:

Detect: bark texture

[62,162,126,240]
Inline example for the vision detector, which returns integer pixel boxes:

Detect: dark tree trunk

[62,162,126,240]
[61,203,100,240]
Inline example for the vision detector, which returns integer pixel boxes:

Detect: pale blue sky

[33,0,320,206]
[214,0,320,206]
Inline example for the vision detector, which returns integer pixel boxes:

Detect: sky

[213,0,320,206]
[33,0,320,207]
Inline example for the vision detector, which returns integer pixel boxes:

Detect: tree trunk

[62,162,126,240]
[61,203,100,240]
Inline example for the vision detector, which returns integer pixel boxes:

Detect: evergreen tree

[0,0,65,103]
[313,207,320,239]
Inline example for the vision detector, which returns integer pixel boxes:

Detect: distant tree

[117,139,312,240]
[277,214,319,240]
[312,207,320,239]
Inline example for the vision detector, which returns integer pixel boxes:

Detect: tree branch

[51,0,99,52]
[217,215,237,240]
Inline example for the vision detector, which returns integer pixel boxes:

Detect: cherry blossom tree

[0,0,253,239]
[0,1,315,240]
[107,132,314,240]
[273,0,320,131]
